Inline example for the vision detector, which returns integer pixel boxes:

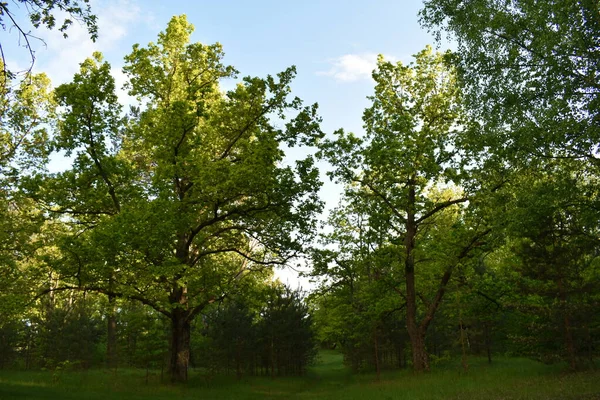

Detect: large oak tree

[30,15,323,382]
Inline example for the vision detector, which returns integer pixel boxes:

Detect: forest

[0,0,599,398]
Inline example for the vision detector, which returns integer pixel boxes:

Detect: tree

[499,163,600,369]
[0,0,97,80]
[419,0,600,170]
[319,47,489,371]
[311,200,407,375]
[30,15,323,382]
[199,299,257,378]
[257,284,317,377]
[196,282,317,378]
[420,0,600,368]
[0,61,54,350]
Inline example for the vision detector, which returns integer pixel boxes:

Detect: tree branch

[416,197,468,224]
[418,227,491,333]
[32,285,172,318]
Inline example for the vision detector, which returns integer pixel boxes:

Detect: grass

[0,352,599,399]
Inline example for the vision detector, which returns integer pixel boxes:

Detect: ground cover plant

[1,352,599,400]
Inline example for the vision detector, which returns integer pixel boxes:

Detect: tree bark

[236,340,242,380]
[409,330,429,371]
[563,311,577,370]
[168,234,193,383]
[169,308,191,383]
[586,324,594,366]
[270,337,276,378]
[459,312,469,372]
[484,321,492,364]
[404,181,430,371]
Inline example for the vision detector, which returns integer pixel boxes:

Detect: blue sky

[4,0,445,286]
[6,0,439,135]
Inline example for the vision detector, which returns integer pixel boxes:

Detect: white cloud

[317,53,398,82]
[111,65,136,108]
[34,0,147,86]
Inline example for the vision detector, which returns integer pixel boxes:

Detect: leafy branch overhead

[0,0,97,79]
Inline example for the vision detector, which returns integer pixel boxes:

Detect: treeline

[0,284,316,377]
[0,295,163,371]
[312,261,599,374]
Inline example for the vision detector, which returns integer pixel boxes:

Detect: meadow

[1,351,598,400]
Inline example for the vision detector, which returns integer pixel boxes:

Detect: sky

[3,0,445,287]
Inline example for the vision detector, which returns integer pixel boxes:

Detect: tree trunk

[373,328,381,381]
[397,343,404,368]
[459,316,469,372]
[586,324,594,366]
[270,337,276,378]
[409,329,429,371]
[236,341,242,380]
[484,321,492,364]
[563,311,577,370]
[169,309,191,383]
[406,264,429,371]
[169,237,193,383]
[564,310,577,371]
[558,277,576,370]
[405,180,430,371]
[107,293,117,369]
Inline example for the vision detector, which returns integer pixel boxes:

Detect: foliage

[497,164,599,368]
[196,284,317,377]
[310,204,407,372]
[317,45,489,371]
[420,0,600,169]
[419,0,600,370]
[0,0,599,389]
[0,64,54,370]
[21,14,323,381]
[115,301,169,369]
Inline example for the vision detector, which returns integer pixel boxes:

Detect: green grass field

[1,352,598,400]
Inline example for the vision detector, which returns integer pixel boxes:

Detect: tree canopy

[420,0,600,169]
[19,15,323,382]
